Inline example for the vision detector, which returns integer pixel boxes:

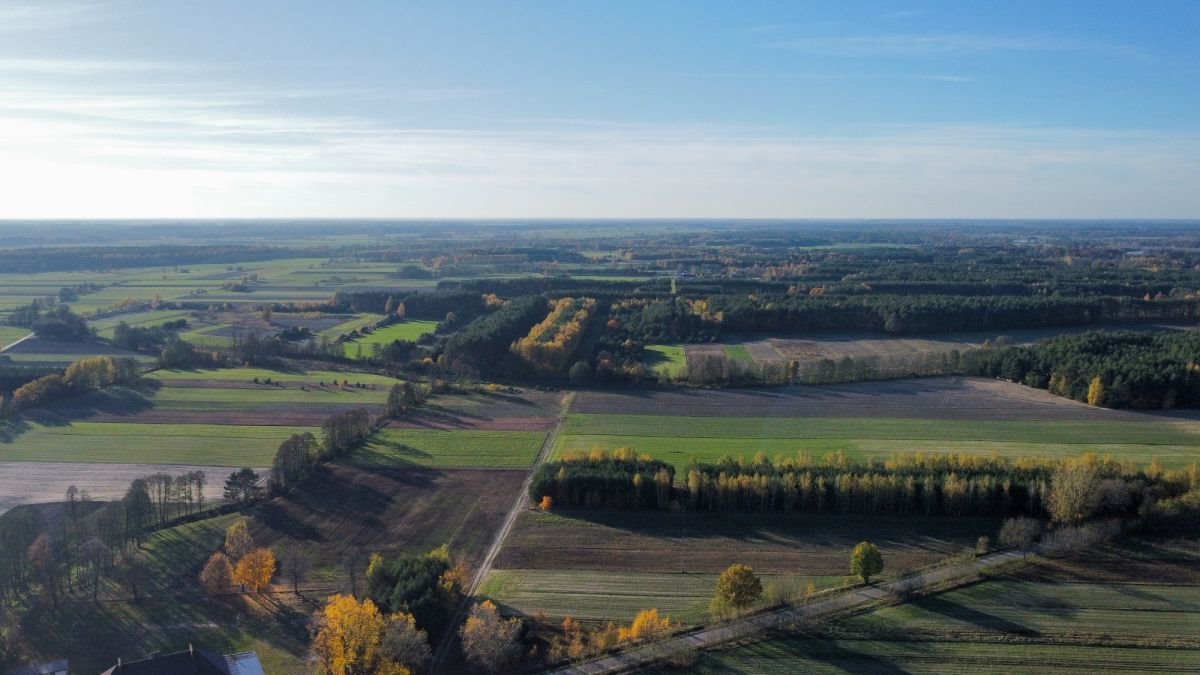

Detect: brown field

[0,461,248,514]
[388,389,563,431]
[2,337,151,359]
[572,376,1185,422]
[495,510,998,576]
[250,464,526,572]
[725,324,1194,371]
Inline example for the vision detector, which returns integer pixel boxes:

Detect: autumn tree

[224,519,253,561]
[200,552,234,595]
[850,541,884,584]
[1048,456,1100,524]
[617,608,672,643]
[714,563,763,613]
[79,537,109,603]
[1087,376,1106,406]
[380,612,432,673]
[234,547,276,593]
[311,594,390,675]
[459,599,522,674]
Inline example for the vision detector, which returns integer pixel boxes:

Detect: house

[99,645,263,675]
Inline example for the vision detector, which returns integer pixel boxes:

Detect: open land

[486,509,998,624]
[664,537,1200,674]
[555,377,1200,470]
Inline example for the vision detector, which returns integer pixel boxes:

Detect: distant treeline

[971,330,1200,409]
[0,245,310,274]
[111,319,188,351]
[5,304,93,341]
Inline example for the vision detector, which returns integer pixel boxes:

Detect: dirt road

[430,392,575,673]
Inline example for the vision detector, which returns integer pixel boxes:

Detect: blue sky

[0,1,1197,218]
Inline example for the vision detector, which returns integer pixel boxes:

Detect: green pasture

[554,414,1200,469]
[643,344,686,377]
[348,428,547,468]
[674,578,1200,674]
[88,309,192,338]
[0,326,31,348]
[316,313,383,339]
[722,344,757,365]
[341,319,438,358]
[0,422,305,465]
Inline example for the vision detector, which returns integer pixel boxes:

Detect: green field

[0,326,30,348]
[671,577,1200,674]
[480,569,839,625]
[0,422,310,465]
[341,319,439,357]
[317,313,382,339]
[348,428,548,468]
[88,309,192,338]
[151,367,402,387]
[644,344,686,377]
[553,414,1200,469]
[1,351,158,365]
[144,384,390,408]
[722,344,757,366]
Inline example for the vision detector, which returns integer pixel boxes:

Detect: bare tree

[281,545,311,595]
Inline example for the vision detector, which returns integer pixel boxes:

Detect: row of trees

[442,295,546,377]
[530,449,676,510]
[0,355,139,416]
[534,450,1196,525]
[111,318,188,351]
[510,297,597,375]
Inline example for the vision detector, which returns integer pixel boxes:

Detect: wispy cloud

[0,1,104,33]
[0,58,192,75]
[766,33,1145,59]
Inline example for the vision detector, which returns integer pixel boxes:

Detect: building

[99,645,263,675]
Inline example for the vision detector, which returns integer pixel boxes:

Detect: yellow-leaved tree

[312,594,388,675]
[233,547,275,593]
[1087,376,1105,406]
[617,608,672,643]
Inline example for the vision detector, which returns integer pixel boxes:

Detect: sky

[0,0,1198,219]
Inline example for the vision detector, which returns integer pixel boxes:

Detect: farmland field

[341,319,438,357]
[348,428,548,468]
[556,378,1200,470]
[665,537,1200,674]
[489,509,997,623]
[0,337,157,366]
[643,344,686,377]
[0,326,30,349]
[88,309,192,338]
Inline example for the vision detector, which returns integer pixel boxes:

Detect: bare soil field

[251,464,527,572]
[731,323,1195,370]
[495,510,997,577]
[0,461,249,514]
[388,389,563,431]
[574,376,1190,422]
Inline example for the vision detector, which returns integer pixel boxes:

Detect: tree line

[968,329,1200,409]
[532,450,1197,525]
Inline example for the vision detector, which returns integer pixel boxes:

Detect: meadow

[341,319,439,358]
[668,537,1200,674]
[643,344,686,377]
[489,509,998,623]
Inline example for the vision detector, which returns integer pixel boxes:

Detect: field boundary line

[431,390,575,673]
[551,548,1025,675]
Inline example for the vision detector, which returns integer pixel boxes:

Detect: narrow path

[431,391,575,673]
[0,331,35,353]
[553,549,1026,675]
